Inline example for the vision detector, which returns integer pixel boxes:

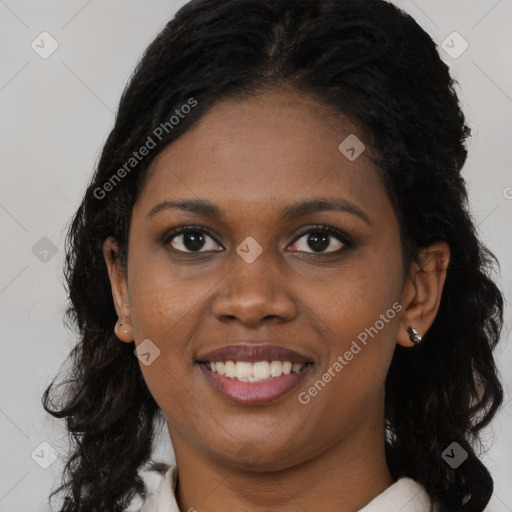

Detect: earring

[407,326,422,345]
[116,320,133,337]
[118,321,129,334]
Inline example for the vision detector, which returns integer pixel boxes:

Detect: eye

[288,225,353,254]
[163,226,222,253]
[162,224,354,255]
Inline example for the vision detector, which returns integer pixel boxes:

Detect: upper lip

[196,344,314,364]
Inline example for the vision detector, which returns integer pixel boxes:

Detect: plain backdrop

[1,1,511,510]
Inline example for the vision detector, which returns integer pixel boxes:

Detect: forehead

[134,89,389,224]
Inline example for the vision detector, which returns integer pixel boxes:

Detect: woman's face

[108,89,416,471]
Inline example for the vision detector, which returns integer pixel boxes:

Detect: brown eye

[288,225,353,254]
[164,227,223,253]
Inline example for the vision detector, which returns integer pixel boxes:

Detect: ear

[397,241,450,348]
[103,236,133,343]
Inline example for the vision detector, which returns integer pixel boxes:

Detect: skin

[104,88,450,512]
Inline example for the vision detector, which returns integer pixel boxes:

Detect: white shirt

[139,465,443,512]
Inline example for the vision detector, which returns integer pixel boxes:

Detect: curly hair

[43,0,505,510]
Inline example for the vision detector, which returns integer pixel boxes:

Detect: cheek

[126,259,212,400]
[297,247,403,412]
[300,246,403,343]
[297,300,400,445]
[127,254,212,342]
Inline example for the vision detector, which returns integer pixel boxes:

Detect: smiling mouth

[195,343,315,405]
[199,360,314,382]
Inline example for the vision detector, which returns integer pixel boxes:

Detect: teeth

[236,361,253,380]
[207,360,305,381]
[224,361,236,378]
[269,361,282,377]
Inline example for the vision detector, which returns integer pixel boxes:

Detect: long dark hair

[43,0,504,510]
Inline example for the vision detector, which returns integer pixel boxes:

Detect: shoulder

[358,477,434,511]
[137,468,495,512]
[359,477,495,512]
[139,464,180,512]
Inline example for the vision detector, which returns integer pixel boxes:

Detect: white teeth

[207,360,305,381]
[253,361,270,379]
[224,360,236,378]
[282,361,292,375]
[236,361,253,380]
[269,360,282,377]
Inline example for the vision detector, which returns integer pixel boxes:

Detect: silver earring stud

[407,326,422,345]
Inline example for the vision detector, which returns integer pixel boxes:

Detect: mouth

[200,360,311,382]
[196,344,314,406]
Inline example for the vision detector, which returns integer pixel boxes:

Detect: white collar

[140,465,436,512]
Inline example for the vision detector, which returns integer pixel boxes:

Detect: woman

[43,0,505,511]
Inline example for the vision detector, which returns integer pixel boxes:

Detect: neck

[169,410,394,512]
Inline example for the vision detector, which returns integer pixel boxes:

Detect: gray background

[1,1,511,510]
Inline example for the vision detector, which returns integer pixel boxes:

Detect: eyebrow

[146,197,371,226]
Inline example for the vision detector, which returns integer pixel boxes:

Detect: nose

[211,252,297,327]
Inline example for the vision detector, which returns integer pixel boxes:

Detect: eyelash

[161,224,355,255]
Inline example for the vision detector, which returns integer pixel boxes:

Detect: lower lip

[198,364,312,406]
